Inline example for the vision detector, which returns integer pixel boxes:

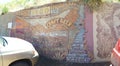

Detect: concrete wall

[0,2,120,63]
[0,13,15,36]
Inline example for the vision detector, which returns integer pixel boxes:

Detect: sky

[0,0,12,4]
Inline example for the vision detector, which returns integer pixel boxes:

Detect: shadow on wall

[35,55,110,66]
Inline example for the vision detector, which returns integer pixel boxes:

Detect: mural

[0,2,118,63]
[94,3,120,60]
[11,2,93,63]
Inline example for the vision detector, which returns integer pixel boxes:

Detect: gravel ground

[35,55,111,66]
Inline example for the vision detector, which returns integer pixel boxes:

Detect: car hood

[1,37,34,52]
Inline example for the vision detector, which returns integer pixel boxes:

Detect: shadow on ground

[35,55,111,66]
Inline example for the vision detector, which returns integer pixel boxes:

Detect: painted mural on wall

[94,3,120,61]
[11,2,93,63]
[2,2,120,63]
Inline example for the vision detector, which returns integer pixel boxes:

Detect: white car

[0,37,39,66]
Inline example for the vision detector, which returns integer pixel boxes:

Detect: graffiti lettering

[31,7,50,16]
[46,18,72,28]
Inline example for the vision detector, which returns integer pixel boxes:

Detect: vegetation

[0,0,34,15]
[1,6,8,15]
[0,0,119,15]
[84,0,103,11]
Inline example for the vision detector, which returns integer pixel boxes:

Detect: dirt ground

[35,55,111,66]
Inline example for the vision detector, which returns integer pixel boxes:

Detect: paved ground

[35,55,111,66]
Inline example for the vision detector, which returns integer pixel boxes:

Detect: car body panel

[111,39,120,66]
[0,50,2,66]
[111,48,120,66]
[0,37,39,66]
[0,37,4,66]
[31,51,39,66]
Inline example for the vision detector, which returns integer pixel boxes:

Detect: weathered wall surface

[0,2,120,63]
[0,13,15,36]
[93,3,120,62]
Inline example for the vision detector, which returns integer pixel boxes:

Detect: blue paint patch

[66,5,91,63]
